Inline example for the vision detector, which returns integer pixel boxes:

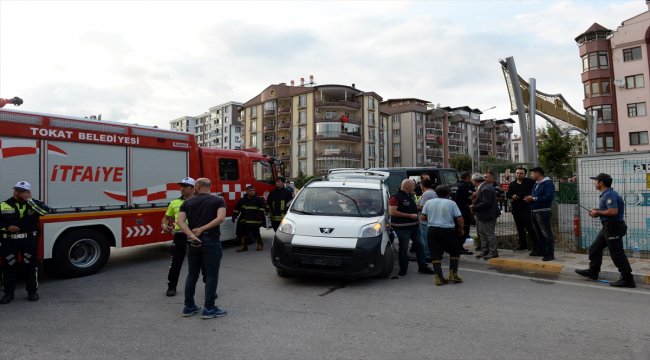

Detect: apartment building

[381,102,513,170]
[576,2,650,152]
[169,101,244,149]
[241,83,386,177]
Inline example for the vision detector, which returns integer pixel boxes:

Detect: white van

[271,170,394,279]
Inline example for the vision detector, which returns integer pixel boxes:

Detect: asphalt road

[1,230,649,360]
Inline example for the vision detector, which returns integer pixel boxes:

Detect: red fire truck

[0,109,283,277]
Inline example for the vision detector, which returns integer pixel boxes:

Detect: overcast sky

[0,0,645,131]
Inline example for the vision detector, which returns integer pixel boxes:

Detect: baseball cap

[178,177,196,186]
[590,173,612,182]
[13,180,31,191]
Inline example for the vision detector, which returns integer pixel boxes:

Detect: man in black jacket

[506,167,537,251]
[470,174,500,259]
[450,171,474,255]
[267,177,294,232]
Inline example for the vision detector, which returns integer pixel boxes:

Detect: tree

[293,172,316,189]
[450,154,472,172]
[537,126,574,178]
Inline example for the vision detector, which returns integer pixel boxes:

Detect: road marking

[460,267,650,296]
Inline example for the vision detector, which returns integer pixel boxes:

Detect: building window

[588,105,613,123]
[623,47,642,62]
[264,101,276,111]
[299,143,306,156]
[299,160,307,175]
[250,121,257,132]
[628,103,647,117]
[630,131,649,145]
[416,141,423,149]
[235,136,240,142]
[250,107,257,117]
[392,129,400,136]
[392,143,400,150]
[583,79,610,97]
[299,126,306,140]
[299,110,307,124]
[250,135,257,147]
[299,94,307,108]
[235,126,241,133]
[369,130,376,141]
[417,155,423,164]
[393,157,400,165]
[369,146,376,158]
[416,128,424,136]
[625,74,644,89]
[392,115,400,123]
[596,133,615,152]
[368,112,375,126]
[368,97,375,110]
[582,51,608,71]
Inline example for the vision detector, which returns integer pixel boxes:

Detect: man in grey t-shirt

[417,178,437,261]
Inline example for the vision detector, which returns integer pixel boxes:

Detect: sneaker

[418,267,435,275]
[166,287,176,297]
[542,256,555,262]
[0,293,14,305]
[27,292,39,302]
[575,268,598,280]
[201,307,228,319]
[483,254,499,260]
[182,305,201,317]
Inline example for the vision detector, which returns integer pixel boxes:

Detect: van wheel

[54,229,110,278]
[377,243,395,278]
[276,267,291,278]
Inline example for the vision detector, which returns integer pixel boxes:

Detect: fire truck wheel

[376,243,395,279]
[54,229,110,277]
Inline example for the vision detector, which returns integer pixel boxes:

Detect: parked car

[271,169,394,279]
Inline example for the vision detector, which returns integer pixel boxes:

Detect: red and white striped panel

[0,139,67,158]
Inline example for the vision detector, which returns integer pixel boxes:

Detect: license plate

[300,256,342,267]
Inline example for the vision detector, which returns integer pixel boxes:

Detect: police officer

[576,173,636,288]
[232,186,267,252]
[451,171,474,255]
[0,181,50,304]
[267,177,293,232]
[161,177,195,297]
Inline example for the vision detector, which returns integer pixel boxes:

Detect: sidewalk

[460,247,650,285]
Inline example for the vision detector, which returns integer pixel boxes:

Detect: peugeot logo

[320,228,334,234]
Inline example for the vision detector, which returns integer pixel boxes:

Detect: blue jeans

[184,233,222,309]
[532,211,554,256]
[395,226,427,272]
[419,222,431,260]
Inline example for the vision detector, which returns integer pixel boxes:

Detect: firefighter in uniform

[576,173,636,288]
[266,177,293,232]
[161,177,195,297]
[0,181,50,304]
[232,186,267,252]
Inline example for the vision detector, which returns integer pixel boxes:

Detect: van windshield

[290,187,383,217]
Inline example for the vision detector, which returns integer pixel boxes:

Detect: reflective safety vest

[233,195,266,226]
[266,187,293,222]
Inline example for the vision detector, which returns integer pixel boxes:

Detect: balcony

[278,139,290,145]
[278,155,291,161]
[263,140,276,147]
[315,99,361,110]
[314,117,361,125]
[263,125,275,132]
[315,150,362,160]
[278,122,291,129]
[315,132,361,142]
[264,109,276,116]
[278,106,291,114]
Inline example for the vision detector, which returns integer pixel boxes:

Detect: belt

[2,231,37,239]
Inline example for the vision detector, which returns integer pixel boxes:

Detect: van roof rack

[327,169,389,182]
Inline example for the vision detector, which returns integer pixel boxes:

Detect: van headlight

[359,223,382,238]
[278,219,295,235]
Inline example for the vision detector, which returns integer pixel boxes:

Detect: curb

[459,250,650,286]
